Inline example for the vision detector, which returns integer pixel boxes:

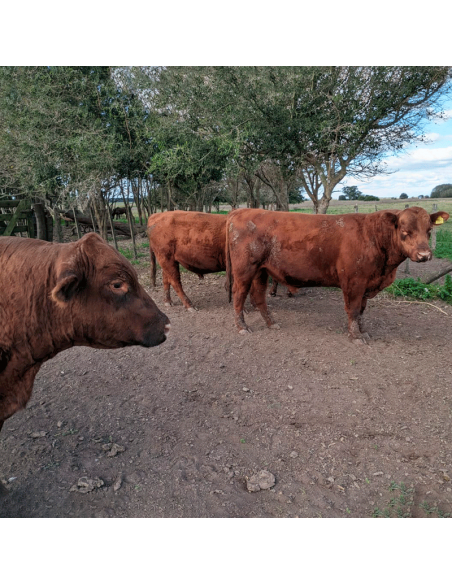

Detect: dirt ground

[1,239,452,518]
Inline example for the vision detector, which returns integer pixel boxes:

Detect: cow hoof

[0,481,9,498]
[269,323,280,330]
[187,307,197,313]
[164,302,173,308]
[238,327,252,335]
[349,336,368,346]
[361,332,371,341]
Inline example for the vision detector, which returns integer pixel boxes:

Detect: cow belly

[178,256,223,275]
[266,264,339,290]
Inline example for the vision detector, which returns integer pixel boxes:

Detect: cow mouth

[140,322,170,348]
[412,251,432,262]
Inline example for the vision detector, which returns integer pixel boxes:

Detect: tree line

[0,66,450,242]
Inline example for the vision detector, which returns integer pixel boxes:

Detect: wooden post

[354,204,358,213]
[433,203,438,212]
[431,228,437,251]
[405,258,410,274]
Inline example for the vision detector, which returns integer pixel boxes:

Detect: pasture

[1,231,452,518]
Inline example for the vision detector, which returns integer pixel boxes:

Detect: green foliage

[400,193,408,199]
[385,275,452,303]
[431,184,452,198]
[419,502,451,518]
[341,187,379,202]
[341,186,362,200]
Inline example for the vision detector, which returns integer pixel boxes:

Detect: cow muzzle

[415,250,432,262]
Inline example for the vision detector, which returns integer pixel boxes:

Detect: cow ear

[381,211,398,228]
[431,211,449,226]
[51,272,81,306]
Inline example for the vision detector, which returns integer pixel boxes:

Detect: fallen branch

[377,298,450,316]
[423,264,452,285]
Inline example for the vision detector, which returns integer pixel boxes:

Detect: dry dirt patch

[1,257,452,517]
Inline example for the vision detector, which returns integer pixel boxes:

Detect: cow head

[51,233,170,348]
[384,207,449,262]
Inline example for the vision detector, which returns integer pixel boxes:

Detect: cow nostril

[164,323,171,335]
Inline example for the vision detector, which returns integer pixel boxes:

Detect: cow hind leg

[162,262,195,311]
[250,272,279,329]
[233,279,255,333]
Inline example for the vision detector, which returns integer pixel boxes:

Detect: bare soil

[1,242,452,518]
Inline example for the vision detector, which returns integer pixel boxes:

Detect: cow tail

[149,242,157,288]
[225,222,233,303]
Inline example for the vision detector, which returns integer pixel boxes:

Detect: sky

[339,103,452,200]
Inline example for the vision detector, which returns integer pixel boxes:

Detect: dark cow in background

[0,233,170,433]
[226,207,449,342]
[111,206,128,219]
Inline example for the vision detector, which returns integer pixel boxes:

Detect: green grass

[386,275,452,303]
[372,482,415,518]
[373,482,451,518]
[118,246,148,263]
[434,230,452,261]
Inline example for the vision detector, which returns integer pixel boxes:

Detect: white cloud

[386,146,452,171]
[424,132,441,142]
[439,109,452,121]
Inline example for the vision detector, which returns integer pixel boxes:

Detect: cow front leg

[0,420,7,497]
[357,296,371,339]
[162,272,174,307]
[250,272,279,329]
[342,289,368,344]
[269,280,278,297]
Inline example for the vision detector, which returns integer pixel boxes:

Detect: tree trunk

[52,206,63,242]
[33,202,47,240]
[123,181,137,260]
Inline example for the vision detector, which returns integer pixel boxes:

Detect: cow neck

[371,217,406,271]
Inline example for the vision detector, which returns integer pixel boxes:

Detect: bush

[386,275,452,303]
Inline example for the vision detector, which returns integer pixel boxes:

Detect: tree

[137,66,451,213]
[341,186,362,200]
[400,193,409,199]
[431,184,452,198]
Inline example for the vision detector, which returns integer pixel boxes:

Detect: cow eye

[109,281,128,294]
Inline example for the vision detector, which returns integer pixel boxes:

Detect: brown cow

[0,233,170,431]
[226,207,449,341]
[147,210,295,312]
[148,211,228,311]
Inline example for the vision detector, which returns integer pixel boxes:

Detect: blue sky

[338,101,452,200]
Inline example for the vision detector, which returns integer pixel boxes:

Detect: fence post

[354,204,358,213]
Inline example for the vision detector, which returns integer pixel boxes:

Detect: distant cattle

[112,207,128,219]
[0,233,170,432]
[225,207,449,342]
